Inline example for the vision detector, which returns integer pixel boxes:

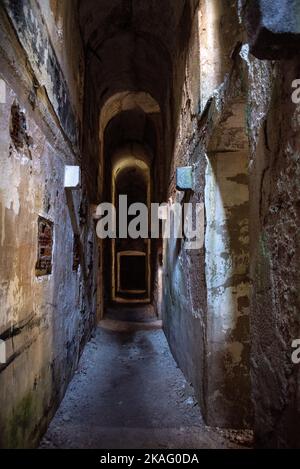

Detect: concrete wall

[0,1,97,447]
[163,0,252,429]
[162,1,207,415]
[163,0,300,444]
[246,53,300,448]
[205,145,250,427]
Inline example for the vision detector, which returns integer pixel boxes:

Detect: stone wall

[163,0,300,445]
[246,52,300,449]
[1,0,300,449]
[0,1,97,448]
[163,0,252,429]
[240,0,300,447]
[162,0,207,415]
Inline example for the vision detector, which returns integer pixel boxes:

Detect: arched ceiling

[99,91,160,136]
[79,0,189,57]
[78,0,197,201]
[78,0,196,109]
[113,154,150,206]
[104,109,157,161]
[112,145,152,172]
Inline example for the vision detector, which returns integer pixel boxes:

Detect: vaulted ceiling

[78,0,197,109]
[78,0,198,201]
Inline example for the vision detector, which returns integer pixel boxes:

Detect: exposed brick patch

[35,217,53,276]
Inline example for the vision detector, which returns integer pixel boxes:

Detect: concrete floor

[40,320,252,449]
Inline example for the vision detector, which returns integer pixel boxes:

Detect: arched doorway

[112,154,151,303]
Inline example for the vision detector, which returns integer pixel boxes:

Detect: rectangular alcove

[35,216,53,277]
[117,251,147,294]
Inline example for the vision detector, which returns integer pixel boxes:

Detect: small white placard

[176,166,194,191]
[64,165,81,189]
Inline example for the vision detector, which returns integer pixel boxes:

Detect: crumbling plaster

[162,0,252,429]
[0,1,97,447]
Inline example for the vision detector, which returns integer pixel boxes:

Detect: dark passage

[120,254,146,292]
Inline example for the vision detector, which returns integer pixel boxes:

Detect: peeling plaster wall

[0,2,97,448]
[205,149,251,428]
[2,0,81,146]
[163,0,300,444]
[163,0,252,429]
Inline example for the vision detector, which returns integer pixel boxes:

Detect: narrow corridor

[40,319,251,449]
[1,0,300,451]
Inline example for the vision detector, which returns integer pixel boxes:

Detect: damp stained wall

[163,0,300,443]
[1,0,300,450]
[162,0,252,429]
[204,148,250,428]
[246,54,300,448]
[0,1,97,448]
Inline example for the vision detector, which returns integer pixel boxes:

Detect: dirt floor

[39,320,253,449]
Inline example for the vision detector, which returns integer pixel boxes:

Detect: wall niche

[35,217,53,276]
